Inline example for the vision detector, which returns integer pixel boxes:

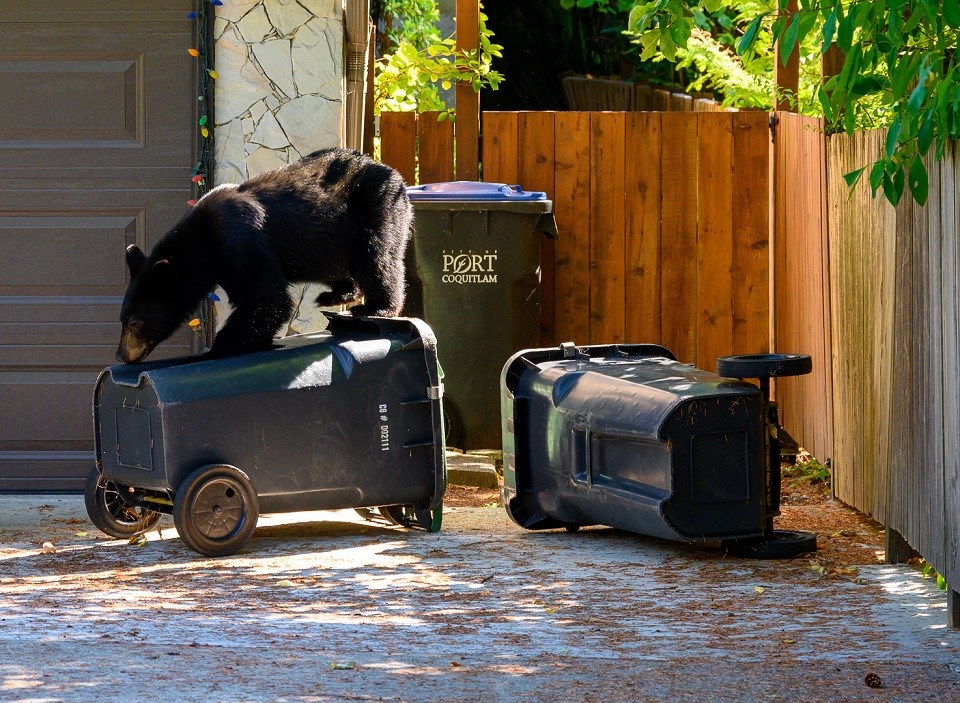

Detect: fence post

[456,0,480,180]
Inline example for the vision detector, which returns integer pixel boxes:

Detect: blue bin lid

[406,181,547,201]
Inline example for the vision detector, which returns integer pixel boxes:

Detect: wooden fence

[883,143,960,593]
[561,75,726,112]
[778,124,959,601]
[381,110,771,367]
[382,108,960,614]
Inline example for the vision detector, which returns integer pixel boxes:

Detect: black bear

[116,148,412,363]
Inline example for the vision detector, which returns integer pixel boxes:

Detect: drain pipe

[345,0,372,152]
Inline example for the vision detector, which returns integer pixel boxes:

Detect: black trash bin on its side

[87,314,446,557]
[501,343,769,543]
[404,182,557,450]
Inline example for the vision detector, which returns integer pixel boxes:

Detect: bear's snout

[116,330,150,364]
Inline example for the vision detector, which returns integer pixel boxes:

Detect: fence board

[379,111,417,186]
[920,156,945,568]
[732,112,770,356]
[481,112,518,184]
[552,112,592,346]
[518,112,557,346]
[624,112,662,343]
[773,113,835,468]
[695,113,734,372]
[455,0,480,180]
[589,112,626,343]
[416,111,454,183]
[659,113,699,361]
[944,144,960,590]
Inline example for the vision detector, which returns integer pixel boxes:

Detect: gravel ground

[0,495,958,703]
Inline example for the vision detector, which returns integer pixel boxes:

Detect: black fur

[116,148,412,363]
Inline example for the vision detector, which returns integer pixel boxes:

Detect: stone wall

[214,0,344,184]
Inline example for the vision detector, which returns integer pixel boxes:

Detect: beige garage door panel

[0,1,197,490]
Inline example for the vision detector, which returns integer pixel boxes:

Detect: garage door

[0,1,198,490]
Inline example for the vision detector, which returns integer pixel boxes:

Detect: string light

[186,4,219,353]
[187,2,215,208]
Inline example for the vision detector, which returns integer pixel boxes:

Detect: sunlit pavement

[1,495,958,702]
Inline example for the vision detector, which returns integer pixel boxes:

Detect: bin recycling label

[441,249,498,284]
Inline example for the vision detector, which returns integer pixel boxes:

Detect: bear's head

[116,245,191,364]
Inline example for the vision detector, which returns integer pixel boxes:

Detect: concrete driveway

[1,495,958,703]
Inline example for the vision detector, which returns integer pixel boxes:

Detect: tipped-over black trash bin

[405,182,557,450]
[87,314,446,557]
[501,342,767,542]
[501,342,817,557]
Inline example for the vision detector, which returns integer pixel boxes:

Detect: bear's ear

[125,245,146,277]
[150,259,178,288]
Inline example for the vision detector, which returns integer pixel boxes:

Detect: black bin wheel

[84,466,162,538]
[173,465,259,558]
[716,353,812,380]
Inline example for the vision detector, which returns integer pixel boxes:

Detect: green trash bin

[404,182,558,449]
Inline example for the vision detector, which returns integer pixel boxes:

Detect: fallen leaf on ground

[754,586,765,594]
[331,661,356,670]
[276,580,296,587]
[75,532,89,538]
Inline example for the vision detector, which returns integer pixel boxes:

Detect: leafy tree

[626,0,960,205]
[372,0,503,118]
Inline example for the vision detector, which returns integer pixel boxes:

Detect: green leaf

[907,80,927,114]
[660,30,677,61]
[703,0,722,13]
[947,0,960,29]
[893,166,905,203]
[781,14,801,66]
[844,166,867,188]
[737,14,765,55]
[822,7,838,53]
[937,573,947,590]
[817,86,834,122]
[850,74,885,99]
[909,157,929,205]
[891,53,921,100]
[837,11,855,53]
[869,160,886,194]
[886,116,902,158]
[669,18,692,48]
[882,168,905,206]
